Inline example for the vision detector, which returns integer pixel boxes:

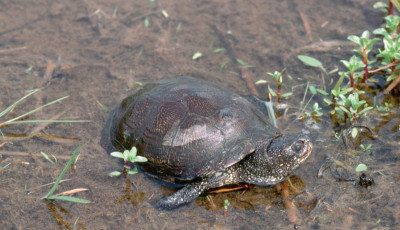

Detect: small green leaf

[236,58,250,66]
[134,156,148,162]
[96,101,109,113]
[213,48,225,53]
[268,87,277,97]
[144,17,149,27]
[316,89,329,95]
[109,171,122,177]
[127,168,139,175]
[255,80,268,85]
[355,163,368,172]
[323,98,332,105]
[297,55,327,73]
[41,152,56,164]
[309,85,317,95]
[192,52,202,60]
[161,9,168,18]
[224,199,230,210]
[373,2,388,10]
[110,151,124,159]
[347,35,361,46]
[281,92,293,98]
[25,66,33,74]
[351,127,358,138]
[129,147,137,157]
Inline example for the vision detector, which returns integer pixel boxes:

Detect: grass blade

[264,101,277,128]
[5,120,90,125]
[0,89,39,118]
[45,146,80,199]
[47,196,91,203]
[0,96,70,126]
[41,152,56,164]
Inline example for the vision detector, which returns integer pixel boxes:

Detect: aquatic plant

[44,146,90,203]
[109,146,148,177]
[0,89,89,139]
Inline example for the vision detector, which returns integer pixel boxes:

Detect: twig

[0,46,28,54]
[384,74,400,93]
[53,188,88,196]
[368,61,400,74]
[299,12,312,42]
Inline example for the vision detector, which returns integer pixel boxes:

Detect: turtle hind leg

[154,182,207,209]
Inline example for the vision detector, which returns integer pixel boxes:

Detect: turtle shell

[101,76,280,181]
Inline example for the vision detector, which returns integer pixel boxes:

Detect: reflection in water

[115,178,147,207]
[47,202,87,230]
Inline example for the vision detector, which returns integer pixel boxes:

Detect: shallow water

[0,0,399,229]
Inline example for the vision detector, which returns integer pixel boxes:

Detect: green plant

[347,31,380,82]
[109,146,148,177]
[267,70,284,101]
[224,199,230,217]
[376,102,393,116]
[334,92,373,125]
[355,163,368,172]
[340,56,365,90]
[373,15,400,83]
[44,146,90,203]
[360,144,372,153]
[297,55,327,74]
[304,102,323,117]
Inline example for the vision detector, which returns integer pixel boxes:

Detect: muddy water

[0,0,398,229]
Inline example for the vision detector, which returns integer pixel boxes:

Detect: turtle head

[267,133,312,175]
[240,133,312,185]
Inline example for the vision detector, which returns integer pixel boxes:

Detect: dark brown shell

[101,77,279,181]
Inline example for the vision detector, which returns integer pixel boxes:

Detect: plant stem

[389,0,394,15]
[277,79,281,103]
[350,73,355,89]
[368,61,400,73]
[363,49,369,82]
[332,96,337,110]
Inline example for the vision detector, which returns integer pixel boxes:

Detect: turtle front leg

[155,167,241,209]
[155,182,207,209]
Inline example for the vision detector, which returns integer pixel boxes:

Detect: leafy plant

[347,31,380,82]
[267,70,284,101]
[340,56,365,90]
[360,144,372,153]
[109,146,148,177]
[376,102,393,116]
[224,199,230,217]
[334,93,373,125]
[304,102,323,117]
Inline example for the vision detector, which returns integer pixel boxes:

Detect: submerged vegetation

[286,1,400,132]
[44,146,90,204]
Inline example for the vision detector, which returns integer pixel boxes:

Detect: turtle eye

[292,140,304,152]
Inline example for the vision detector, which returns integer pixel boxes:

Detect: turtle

[100,76,312,209]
